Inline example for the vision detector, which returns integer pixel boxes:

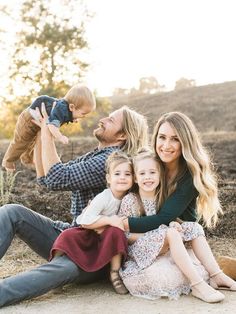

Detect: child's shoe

[110,270,129,295]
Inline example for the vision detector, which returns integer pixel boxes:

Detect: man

[0,105,148,307]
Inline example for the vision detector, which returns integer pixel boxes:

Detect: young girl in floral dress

[118,149,225,303]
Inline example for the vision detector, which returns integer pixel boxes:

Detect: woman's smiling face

[155,122,182,166]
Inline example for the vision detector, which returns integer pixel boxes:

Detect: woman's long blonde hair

[120,106,149,156]
[152,111,222,228]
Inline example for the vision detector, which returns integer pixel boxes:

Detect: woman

[119,112,236,302]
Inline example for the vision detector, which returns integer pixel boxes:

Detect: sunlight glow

[0,0,236,97]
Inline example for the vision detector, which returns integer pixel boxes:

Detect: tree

[113,88,129,96]
[175,77,196,90]
[0,0,110,138]
[7,0,90,97]
[139,76,165,94]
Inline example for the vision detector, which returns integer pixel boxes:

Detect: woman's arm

[127,173,198,233]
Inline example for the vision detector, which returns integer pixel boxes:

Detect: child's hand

[94,227,107,234]
[169,221,182,232]
[58,135,69,145]
[109,215,125,231]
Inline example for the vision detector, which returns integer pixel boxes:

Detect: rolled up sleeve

[37,176,47,186]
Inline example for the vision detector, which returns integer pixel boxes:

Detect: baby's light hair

[64,84,96,110]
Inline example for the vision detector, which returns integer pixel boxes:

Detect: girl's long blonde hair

[152,111,222,228]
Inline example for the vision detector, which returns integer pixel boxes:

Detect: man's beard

[93,127,104,142]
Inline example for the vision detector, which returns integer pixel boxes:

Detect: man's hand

[32,102,61,175]
[31,102,49,129]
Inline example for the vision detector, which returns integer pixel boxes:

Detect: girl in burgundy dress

[50,151,134,294]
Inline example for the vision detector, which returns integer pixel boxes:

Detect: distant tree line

[113,76,196,96]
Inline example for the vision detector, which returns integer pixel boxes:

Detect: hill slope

[109,81,236,132]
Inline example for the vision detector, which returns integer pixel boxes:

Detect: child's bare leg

[110,253,122,271]
[53,250,64,257]
[191,235,236,289]
[166,228,203,283]
[159,238,169,255]
[110,254,128,295]
[166,228,224,302]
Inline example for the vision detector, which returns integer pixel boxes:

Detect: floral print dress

[118,193,209,300]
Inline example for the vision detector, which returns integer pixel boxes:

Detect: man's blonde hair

[64,84,96,110]
[120,106,149,155]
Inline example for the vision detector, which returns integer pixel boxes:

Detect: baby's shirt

[76,188,121,225]
[29,95,73,127]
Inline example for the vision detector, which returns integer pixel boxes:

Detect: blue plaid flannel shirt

[37,146,119,231]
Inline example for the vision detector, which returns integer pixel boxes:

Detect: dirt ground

[0,132,235,312]
[0,237,235,314]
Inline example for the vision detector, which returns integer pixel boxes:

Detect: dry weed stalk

[0,170,19,205]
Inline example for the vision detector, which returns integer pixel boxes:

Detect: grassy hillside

[109,81,236,132]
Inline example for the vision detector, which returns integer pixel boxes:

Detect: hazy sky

[85,0,236,95]
[0,0,236,97]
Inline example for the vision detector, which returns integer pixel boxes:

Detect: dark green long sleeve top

[128,170,199,233]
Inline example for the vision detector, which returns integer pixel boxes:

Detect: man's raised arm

[34,102,61,175]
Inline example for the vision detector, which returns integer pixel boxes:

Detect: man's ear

[117,132,127,141]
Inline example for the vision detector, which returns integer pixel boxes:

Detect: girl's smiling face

[106,161,133,199]
[134,158,160,197]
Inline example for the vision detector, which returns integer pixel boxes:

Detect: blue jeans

[0,204,106,307]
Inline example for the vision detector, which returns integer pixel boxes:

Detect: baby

[2,84,96,171]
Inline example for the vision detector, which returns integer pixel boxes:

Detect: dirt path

[0,237,235,313]
[1,283,235,314]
